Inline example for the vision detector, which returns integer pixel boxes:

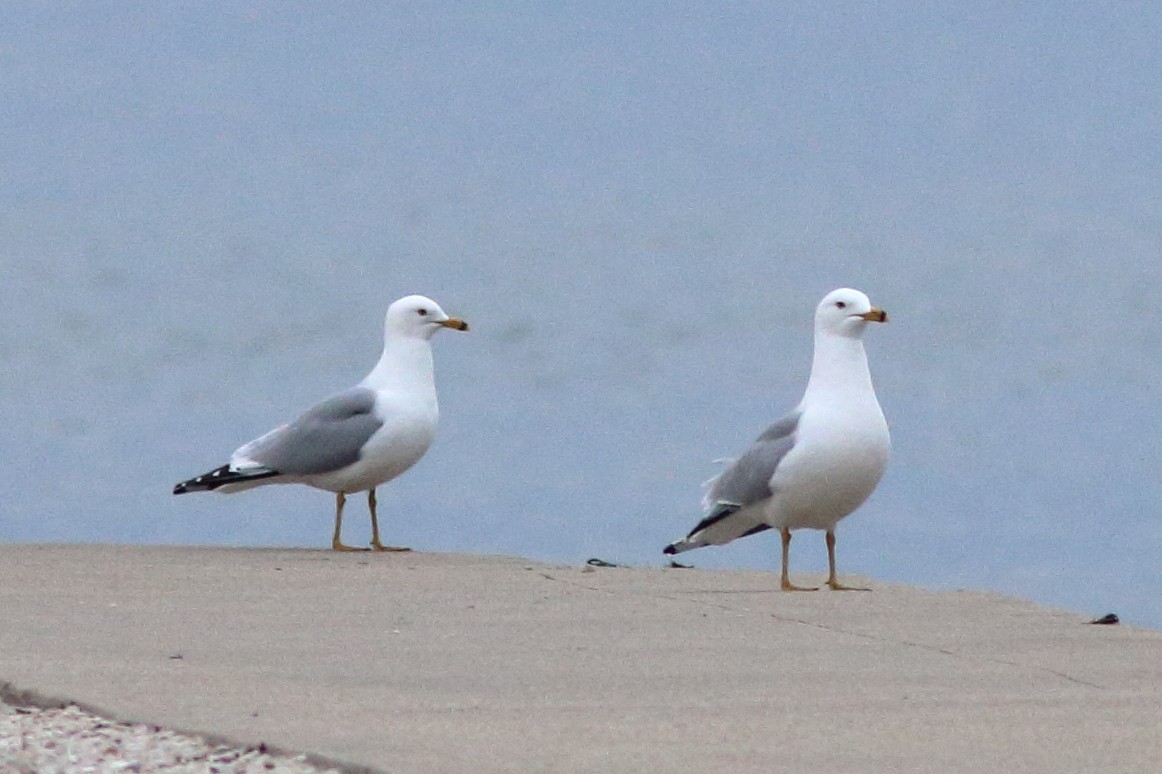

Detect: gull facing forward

[174,295,468,551]
[664,288,890,590]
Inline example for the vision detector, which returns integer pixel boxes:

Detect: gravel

[0,702,344,773]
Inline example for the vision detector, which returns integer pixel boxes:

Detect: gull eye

[417,308,428,317]
[835,301,847,309]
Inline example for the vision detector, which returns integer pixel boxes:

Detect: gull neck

[361,335,436,395]
[803,329,876,403]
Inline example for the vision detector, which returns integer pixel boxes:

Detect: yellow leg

[780,528,818,591]
[331,492,365,551]
[825,530,869,591]
[369,489,411,552]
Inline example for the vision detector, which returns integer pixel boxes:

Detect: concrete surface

[0,544,1159,773]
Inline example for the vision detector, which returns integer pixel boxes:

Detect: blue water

[3,4,1161,627]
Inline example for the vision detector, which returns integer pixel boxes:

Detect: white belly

[764,405,890,531]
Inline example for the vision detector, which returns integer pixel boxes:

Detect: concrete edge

[0,680,383,774]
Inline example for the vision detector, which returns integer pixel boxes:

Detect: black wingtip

[172,464,279,495]
[679,503,743,541]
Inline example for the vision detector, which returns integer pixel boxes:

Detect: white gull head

[385,294,470,341]
[814,288,888,340]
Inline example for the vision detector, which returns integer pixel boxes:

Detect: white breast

[765,400,890,531]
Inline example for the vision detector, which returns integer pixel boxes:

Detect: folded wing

[664,412,800,554]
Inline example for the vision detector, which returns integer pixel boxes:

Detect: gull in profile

[664,288,890,590]
[174,294,468,551]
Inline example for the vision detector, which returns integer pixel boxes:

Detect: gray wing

[231,387,382,475]
[664,411,801,554]
[704,411,800,510]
